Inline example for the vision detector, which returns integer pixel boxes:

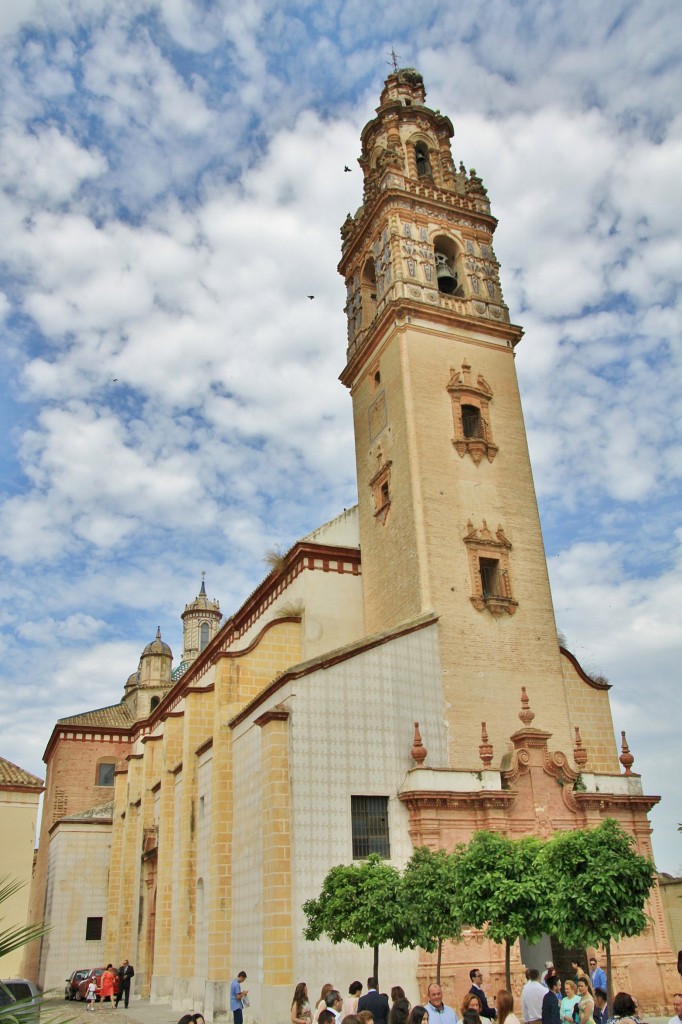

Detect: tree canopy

[398,846,464,983]
[456,831,551,988]
[302,853,403,983]
[542,818,655,1005]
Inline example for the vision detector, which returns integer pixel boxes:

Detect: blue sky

[0,0,680,873]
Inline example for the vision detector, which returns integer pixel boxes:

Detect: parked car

[64,970,90,1000]
[75,969,120,1002]
[0,978,41,1024]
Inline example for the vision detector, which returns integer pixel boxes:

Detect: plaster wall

[40,822,111,991]
[0,789,41,978]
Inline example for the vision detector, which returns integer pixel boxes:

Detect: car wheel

[75,991,83,1001]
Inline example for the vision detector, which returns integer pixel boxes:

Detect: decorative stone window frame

[464,519,518,616]
[369,459,392,524]
[447,362,498,464]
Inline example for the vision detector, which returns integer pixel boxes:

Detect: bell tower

[340,69,618,771]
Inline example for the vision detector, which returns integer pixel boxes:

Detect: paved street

[41,996,179,1024]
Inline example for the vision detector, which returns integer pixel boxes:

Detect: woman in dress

[314,984,333,1023]
[98,965,116,1011]
[291,982,312,1024]
[389,998,411,1024]
[576,977,595,1024]
[561,980,580,1024]
[343,981,363,1018]
[496,989,521,1024]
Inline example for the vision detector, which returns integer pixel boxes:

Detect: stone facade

[25,70,675,1022]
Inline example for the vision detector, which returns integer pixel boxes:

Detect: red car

[65,970,90,1000]
[76,969,120,1002]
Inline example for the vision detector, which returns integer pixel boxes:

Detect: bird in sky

[307,295,315,300]
[344,165,352,172]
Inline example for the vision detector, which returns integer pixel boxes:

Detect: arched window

[199,621,210,652]
[433,236,461,295]
[415,142,432,179]
[150,696,160,712]
[360,258,377,328]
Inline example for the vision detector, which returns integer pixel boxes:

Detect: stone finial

[619,730,635,775]
[519,686,535,727]
[411,721,427,766]
[479,721,494,768]
[573,726,588,768]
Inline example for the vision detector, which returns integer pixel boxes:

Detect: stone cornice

[341,302,522,390]
[399,789,516,812]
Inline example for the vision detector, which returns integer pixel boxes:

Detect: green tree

[457,831,551,989]
[543,818,655,1008]
[398,846,463,984]
[302,853,402,984]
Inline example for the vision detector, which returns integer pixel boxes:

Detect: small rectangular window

[351,795,390,859]
[85,917,103,941]
[97,763,115,787]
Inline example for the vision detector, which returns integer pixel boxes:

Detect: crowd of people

[280,960,652,1024]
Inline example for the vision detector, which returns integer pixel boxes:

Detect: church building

[23,69,675,1022]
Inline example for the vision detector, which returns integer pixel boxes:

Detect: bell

[435,253,458,294]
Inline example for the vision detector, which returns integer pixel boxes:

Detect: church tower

[178,577,222,670]
[339,68,618,773]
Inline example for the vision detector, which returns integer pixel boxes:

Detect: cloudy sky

[0,0,680,872]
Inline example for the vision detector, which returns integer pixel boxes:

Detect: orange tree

[543,818,655,1007]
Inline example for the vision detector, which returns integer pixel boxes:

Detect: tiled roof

[0,755,44,789]
[57,702,133,729]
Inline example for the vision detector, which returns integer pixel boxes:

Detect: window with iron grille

[85,916,103,940]
[461,404,484,439]
[479,557,502,598]
[351,795,390,859]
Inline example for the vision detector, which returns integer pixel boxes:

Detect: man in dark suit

[469,969,497,1020]
[115,960,135,1009]
[357,978,389,1024]
[542,977,561,1024]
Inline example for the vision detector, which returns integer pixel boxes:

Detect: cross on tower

[387,47,400,72]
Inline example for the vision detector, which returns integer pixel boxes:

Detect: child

[86,979,97,1012]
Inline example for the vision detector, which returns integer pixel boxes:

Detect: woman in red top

[99,965,116,1011]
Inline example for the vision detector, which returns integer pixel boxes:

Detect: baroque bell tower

[340,68,619,773]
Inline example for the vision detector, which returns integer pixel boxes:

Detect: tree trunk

[505,940,511,990]
[605,941,613,1011]
[437,939,442,985]
[373,944,379,986]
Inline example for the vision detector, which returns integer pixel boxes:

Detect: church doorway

[520,936,587,981]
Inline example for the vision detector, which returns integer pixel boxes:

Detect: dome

[142,626,173,659]
[182,578,221,618]
[124,670,139,691]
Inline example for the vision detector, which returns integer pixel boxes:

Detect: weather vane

[387,47,400,72]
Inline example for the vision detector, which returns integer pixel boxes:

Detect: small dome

[142,626,173,659]
[125,671,139,691]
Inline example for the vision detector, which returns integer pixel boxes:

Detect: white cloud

[0,0,680,874]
